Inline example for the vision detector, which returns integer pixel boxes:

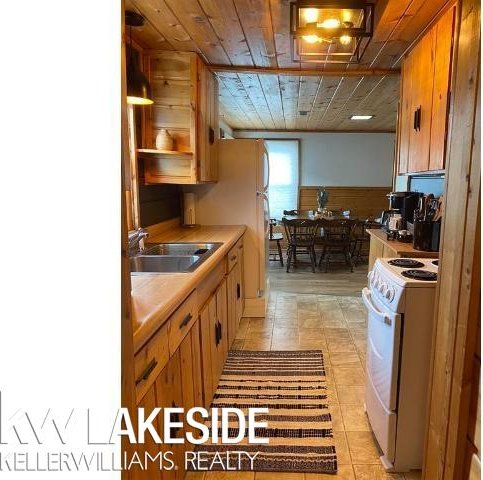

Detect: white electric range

[362,257,438,472]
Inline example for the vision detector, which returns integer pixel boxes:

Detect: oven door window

[362,287,402,412]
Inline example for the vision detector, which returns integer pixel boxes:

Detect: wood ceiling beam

[209,65,400,77]
[233,128,396,133]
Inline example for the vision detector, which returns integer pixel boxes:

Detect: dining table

[281,212,357,222]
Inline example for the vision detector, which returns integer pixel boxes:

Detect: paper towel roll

[183,192,196,226]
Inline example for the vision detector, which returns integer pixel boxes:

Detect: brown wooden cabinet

[199,295,216,408]
[216,278,228,366]
[227,241,244,346]
[407,30,436,173]
[154,350,185,480]
[235,244,244,326]
[132,385,162,480]
[397,6,455,174]
[139,51,219,184]
[131,236,245,474]
[197,58,219,182]
[199,277,229,408]
[429,8,455,171]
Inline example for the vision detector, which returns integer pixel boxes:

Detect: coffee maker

[386,191,423,226]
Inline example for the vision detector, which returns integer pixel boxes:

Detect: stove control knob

[379,283,386,294]
[385,288,395,301]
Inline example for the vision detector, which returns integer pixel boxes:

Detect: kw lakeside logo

[0,393,268,472]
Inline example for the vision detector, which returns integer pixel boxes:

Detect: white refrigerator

[196,139,269,317]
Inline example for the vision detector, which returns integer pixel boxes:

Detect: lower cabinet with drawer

[168,290,197,355]
[134,320,170,404]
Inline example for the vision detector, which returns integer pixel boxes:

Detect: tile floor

[187,284,423,480]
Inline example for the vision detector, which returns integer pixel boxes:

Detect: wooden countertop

[367,228,439,258]
[131,225,246,352]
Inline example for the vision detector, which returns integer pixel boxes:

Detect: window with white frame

[266,140,300,220]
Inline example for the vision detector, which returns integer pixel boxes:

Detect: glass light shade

[302,34,322,44]
[340,35,352,45]
[298,7,364,29]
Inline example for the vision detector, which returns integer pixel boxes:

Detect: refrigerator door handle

[265,195,270,236]
[256,192,270,298]
[263,147,270,192]
[263,193,270,236]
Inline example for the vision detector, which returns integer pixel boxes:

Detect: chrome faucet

[128,228,149,256]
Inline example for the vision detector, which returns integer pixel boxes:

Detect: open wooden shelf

[137,149,193,156]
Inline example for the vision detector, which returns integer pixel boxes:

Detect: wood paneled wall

[423,0,481,478]
[137,162,181,227]
[299,186,391,220]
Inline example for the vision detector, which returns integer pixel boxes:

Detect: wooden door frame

[121,1,137,478]
[423,0,480,478]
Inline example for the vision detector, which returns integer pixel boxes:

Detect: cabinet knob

[209,127,215,145]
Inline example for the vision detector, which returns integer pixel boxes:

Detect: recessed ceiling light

[350,115,373,120]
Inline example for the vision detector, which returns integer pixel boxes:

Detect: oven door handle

[362,287,392,326]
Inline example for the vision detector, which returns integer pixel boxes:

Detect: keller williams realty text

[0,450,260,472]
[0,398,268,472]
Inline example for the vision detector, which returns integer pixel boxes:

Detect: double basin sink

[130,242,222,274]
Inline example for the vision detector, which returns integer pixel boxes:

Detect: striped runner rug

[198,349,337,473]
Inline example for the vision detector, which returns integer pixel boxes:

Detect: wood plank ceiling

[126,0,452,132]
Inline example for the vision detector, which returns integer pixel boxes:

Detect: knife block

[413,219,440,251]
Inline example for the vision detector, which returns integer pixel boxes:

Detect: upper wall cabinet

[397,6,455,174]
[138,52,219,184]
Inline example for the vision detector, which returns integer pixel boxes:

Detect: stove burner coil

[388,259,425,268]
[401,270,438,281]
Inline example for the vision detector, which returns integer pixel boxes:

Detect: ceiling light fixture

[290,0,374,64]
[125,11,153,106]
[350,115,373,120]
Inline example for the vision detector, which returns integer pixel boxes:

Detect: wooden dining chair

[317,218,357,272]
[282,218,320,273]
[268,219,284,266]
[351,220,381,265]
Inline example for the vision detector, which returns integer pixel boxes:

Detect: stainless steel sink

[143,242,222,256]
[130,242,223,274]
[130,255,201,274]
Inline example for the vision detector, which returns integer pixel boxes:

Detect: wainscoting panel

[298,186,391,220]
